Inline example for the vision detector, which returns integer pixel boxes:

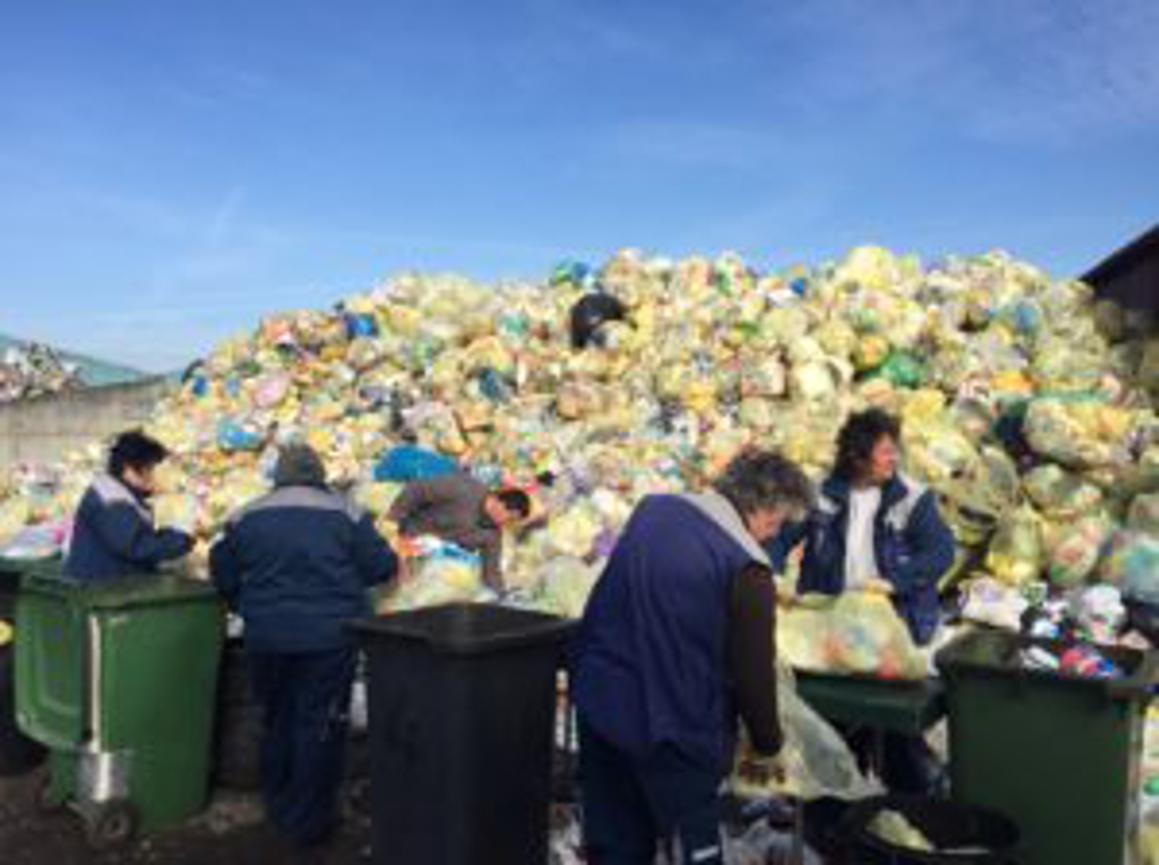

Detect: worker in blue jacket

[766,408,955,646]
[210,443,398,851]
[767,409,955,796]
[65,430,193,582]
[573,450,815,865]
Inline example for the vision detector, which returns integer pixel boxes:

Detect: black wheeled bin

[840,794,1020,864]
[353,603,575,865]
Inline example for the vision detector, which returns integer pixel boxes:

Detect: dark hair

[493,488,532,519]
[108,430,169,478]
[273,443,327,488]
[713,449,814,520]
[834,409,901,481]
[570,292,628,349]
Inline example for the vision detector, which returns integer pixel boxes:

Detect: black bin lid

[351,602,577,657]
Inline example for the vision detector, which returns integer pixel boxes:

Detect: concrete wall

[0,378,172,470]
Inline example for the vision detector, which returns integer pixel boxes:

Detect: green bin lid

[20,571,220,610]
[0,555,63,579]
[935,628,1157,702]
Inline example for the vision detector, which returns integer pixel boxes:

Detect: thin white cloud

[750,0,1159,144]
[205,186,247,248]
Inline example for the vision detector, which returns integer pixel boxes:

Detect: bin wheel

[85,800,138,849]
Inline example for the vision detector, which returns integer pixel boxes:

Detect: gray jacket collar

[676,491,771,568]
[93,473,153,522]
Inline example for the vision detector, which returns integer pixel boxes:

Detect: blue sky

[2,1,1158,371]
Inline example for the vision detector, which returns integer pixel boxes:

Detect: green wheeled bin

[15,566,224,848]
[936,629,1155,865]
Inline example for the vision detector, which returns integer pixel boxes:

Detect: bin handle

[1105,649,1159,702]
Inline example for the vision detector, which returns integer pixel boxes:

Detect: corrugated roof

[0,334,148,387]
[1081,223,1159,313]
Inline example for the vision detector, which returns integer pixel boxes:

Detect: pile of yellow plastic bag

[0,246,1154,622]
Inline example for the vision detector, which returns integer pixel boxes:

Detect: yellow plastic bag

[730,664,881,802]
[779,592,928,680]
[1024,399,1135,468]
[985,504,1044,586]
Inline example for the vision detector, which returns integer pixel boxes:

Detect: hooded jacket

[210,484,398,653]
[572,492,781,772]
[766,472,955,645]
[65,474,192,582]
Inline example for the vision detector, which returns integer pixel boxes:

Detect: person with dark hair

[387,473,531,591]
[768,408,954,645]
[572,449,814,865]
[210,444,398,851]
[767,409,955,796]
[64,429,194,582]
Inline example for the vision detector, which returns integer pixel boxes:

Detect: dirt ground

[0,768,371,865]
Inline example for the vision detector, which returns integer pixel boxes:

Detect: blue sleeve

[764,519,809,574]
[209,526,243,609]
[91,501,193,569]
[896,493,956,590]
[353,514,399,588]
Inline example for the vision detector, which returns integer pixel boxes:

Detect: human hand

[738,749,787,787]
[864,578,894,596]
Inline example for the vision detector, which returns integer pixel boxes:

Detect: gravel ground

[0,768,371,865]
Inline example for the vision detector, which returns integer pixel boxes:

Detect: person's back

[213,483,392,652]
[574,492,765,769]
[209,444,396,850]
[572,451,814,865]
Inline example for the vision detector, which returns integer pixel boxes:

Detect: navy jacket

[65,474,193,582]
[766,473,955,645]
[572,492,770,772]
[210,484,398,653]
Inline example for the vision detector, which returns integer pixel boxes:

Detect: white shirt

[844,487,882,590]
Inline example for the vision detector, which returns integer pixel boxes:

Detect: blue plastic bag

[373,445,458,483]
[217,420,263,452]
[344,313,379,339]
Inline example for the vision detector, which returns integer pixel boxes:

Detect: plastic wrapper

[984,504,1044,587]
[730,664,881,802]
[1046,516,1112,589]
[869,811,935,852]
[529,556,599,619]
[0,498,32,543]
[379,536,489,612]
[1023,464,1104,519]
[0,522,68,559]
[1023,398,1136,469]
[372,445,457,483]
[779,593,928,680]
[959,577,1030,632]
[1070,585,1126,645]
[1103,532,1159,604]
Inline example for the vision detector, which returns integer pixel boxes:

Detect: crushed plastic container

[353,603,575,865]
